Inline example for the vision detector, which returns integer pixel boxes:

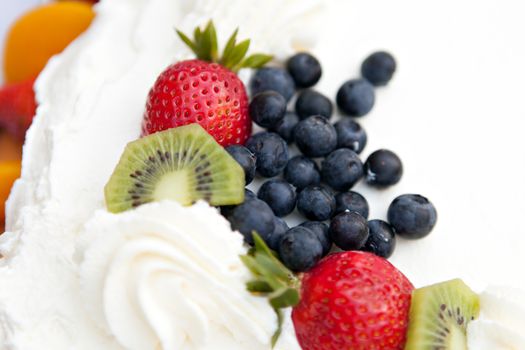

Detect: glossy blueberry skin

[225,145,256,185]
[250,67,295,102]
[321,148,364,191]
[297,185,336,221]
[364,149,403,187]
[387,194,437,239]
[362,219,396,258]
[294,115,337,157]
[225,198,275,245]
[334,191,369,218]
[220,188,256,217]
[271,111,299,143]
[295,89,333,120]
[286,52,322,88]
[278,226,323,272]
[246,132,289,177]
[265,216,289,251]
[361,51,396,86]
[283,155,321,190]
[334,118,367,154]
[249,91,287,128]
[329,211,369,250]
[257,179,297,217]
[300,221,331,255]
[336,79,375,117]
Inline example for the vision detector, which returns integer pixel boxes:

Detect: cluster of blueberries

[223,51,437,272]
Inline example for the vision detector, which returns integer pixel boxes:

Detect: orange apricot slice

[0,160,21,230]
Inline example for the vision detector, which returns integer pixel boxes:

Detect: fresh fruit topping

[404,279,480,350]
[297,185,335,221]
[292,251,414,350]
[329,211,369,250]
[245,132,289,177]
[143,21,272,146]
[334,190,369,218]
[225,197,275,244]
[299,221,331,255]
[295,89,333,120]
[270,111,299,144]
[104,124,245,213]
[388,194,437,239]
[257,179,297,217]
[284,155,320,191]
[278,226,324,272]
[336,78,375,117]
[334,118,367,154]
[249,91,286,128]
[0,78,37,140]
[294,115,337,157]
[250,67,295,102]
[225,145,256,185]
[0,131,23,162]
[0,160,21,228]
[364,149,403,187]
[3,2,95,83]
[362,219,396,258]
[321,148,364,191]
[266,216,290,251]
[286,52,322,88]
[361,51,397,86]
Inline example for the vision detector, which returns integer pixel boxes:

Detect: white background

[1,0,525,290]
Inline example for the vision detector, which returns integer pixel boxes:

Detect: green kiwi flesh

[105,124,245,213]
[404,279,480,350]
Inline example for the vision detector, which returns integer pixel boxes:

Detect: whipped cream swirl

[77,201,283,350]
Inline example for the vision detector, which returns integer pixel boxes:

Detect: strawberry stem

[176,20,273,72]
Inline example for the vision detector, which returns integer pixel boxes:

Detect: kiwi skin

[105,124,245,213]
[404,279,480,350]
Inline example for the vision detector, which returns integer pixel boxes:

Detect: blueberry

[329,211,369,250]
[362,219,396,258]
[225,198,275,244]
[364,149,403,187]
[278,226,323,272]
[283,155,320,190]
[300,221,331,255]
[249,91,287,128]
[266,216,289,251]
[250,67,295,102]
[246,132,289,177]
[271,111,299,143]
[334,119,367,154]
[286,52,322,88]
[220,188,257,217]
[295,89,333,120]
[336,79,375,117]
[387,194,437,239]
[257,179,297,217]
[294,115,337,157]
[225,145,256,185]
[361,51,396,86]
[296,185,335,221]
[334,191,369,218]
[321,148,364,191]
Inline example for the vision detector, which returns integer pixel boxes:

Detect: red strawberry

[142,21,272,146]
[292,251,414,350]
[241,235,414,350]
[0,78,37,140]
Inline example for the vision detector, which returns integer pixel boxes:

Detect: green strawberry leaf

[271,309,284,348]
[241,54,274,69]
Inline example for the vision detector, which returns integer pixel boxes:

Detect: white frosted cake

[1,0,525,349]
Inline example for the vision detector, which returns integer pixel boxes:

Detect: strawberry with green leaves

[142,21,272,146]
[243,234,414,350]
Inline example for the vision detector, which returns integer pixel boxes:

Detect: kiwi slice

[405,279,480,350]
[105,124,245,213]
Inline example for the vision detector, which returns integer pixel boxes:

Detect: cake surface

[1,0,525,348]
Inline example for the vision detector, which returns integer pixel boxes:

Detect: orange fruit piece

[3,1,95,84]
[0,160,21,231]
[0,131,23,162]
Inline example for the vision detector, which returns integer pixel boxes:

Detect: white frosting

[467,286,525,350]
